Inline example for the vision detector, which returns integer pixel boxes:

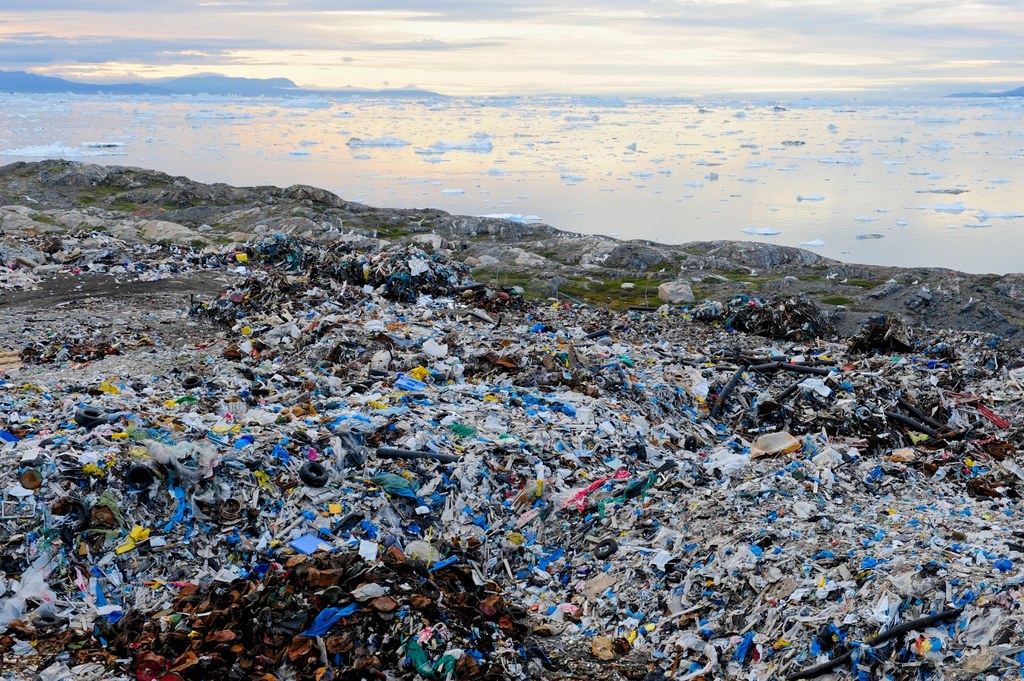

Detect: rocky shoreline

[2,159,1022,343]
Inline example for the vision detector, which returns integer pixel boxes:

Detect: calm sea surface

[2,93,1022,273]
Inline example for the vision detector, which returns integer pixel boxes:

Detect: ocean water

[1,93,1022,273]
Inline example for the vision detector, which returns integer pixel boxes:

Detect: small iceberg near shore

[346,137,411,147]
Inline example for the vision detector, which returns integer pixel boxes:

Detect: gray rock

[702,241,824,269]
[411,233,445,251]
[137,219,207,244]
[604,243,670,270]
[658,280,695,304]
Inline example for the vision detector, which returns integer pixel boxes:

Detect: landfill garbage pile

[200,237,474,326]
[690,294,832,341]
[0,231,237,289]
[4,236,1024,681]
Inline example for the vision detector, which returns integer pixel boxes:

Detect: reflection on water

[1,93,1022,273]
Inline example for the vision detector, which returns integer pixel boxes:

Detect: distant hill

[947,85,1024,98]
[0,69,169,95]
[0,69,444,98]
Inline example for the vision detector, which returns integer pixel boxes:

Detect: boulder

[137,219,207,244]
[658,280,695,304]
[604,243,670,270]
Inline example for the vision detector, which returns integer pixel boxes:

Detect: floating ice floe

[441,188,465,195]
[347,137,411,147]
[290,150,311,156]
[990,178,1012,184]
[975,210,1024,220]
[431,133,493,151]
[185,110,254,120]
[856,233,885,240]
[854,216,879,222]
[799,239,826,247]
[797,194,825,202]
[279,98,332,109]
[741,227,780,235]
[816,156,863,165]
[962,221,992,229]
[480,213,543,223]
[0,141,125,157]
[80,141,125,149]
[921,202,967,214]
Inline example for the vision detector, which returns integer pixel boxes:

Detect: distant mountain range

[947,85,1024,98]
[0,70,444,98]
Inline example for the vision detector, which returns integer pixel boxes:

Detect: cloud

[0,34,260,65]
[0,0,1021,94]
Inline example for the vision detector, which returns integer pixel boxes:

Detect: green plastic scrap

[447,423,476,437]
[368,473,418,497]
[404,638,459,679]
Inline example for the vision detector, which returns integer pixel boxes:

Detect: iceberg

[430,137,494,151]
[1,141,125,157]
[347,137,411,147]
[797,194,825,202]
[799,239,826,247]
[481,213,543,223]
[817,156,863,165]
[185,110,254,120]
[279,98,332,109]
[741,227,780,235]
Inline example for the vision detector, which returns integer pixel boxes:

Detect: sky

[0,0,1021,97]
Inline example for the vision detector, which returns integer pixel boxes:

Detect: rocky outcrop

[698,241,828,269]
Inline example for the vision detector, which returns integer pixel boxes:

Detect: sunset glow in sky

[1,0,1022,96]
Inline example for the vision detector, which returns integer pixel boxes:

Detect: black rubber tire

[684,435,699,451]
[299,461,329,487]
[74,406,107,430]
[126,465,155,491]
[594,538,619,560]
[32,613,63,629]
[182,375,203,389]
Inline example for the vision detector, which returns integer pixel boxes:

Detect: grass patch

[31,214,57,225]
[473,268,658,309]
[821,295,854,306]
[91,185,123,196]
[112,202,139,213]
[845,278,880,289]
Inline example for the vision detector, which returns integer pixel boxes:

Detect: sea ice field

[1,93,1022,273]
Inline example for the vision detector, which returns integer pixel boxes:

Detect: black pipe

[628,305,660,312]
[897,397,945,431]
[709,366,745,420]
[786,607,963,680]
[376,447,461,463]
[585,329,610,340]
[778,363,833,376]
[883,410,939,439]
[774,378,805,403]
